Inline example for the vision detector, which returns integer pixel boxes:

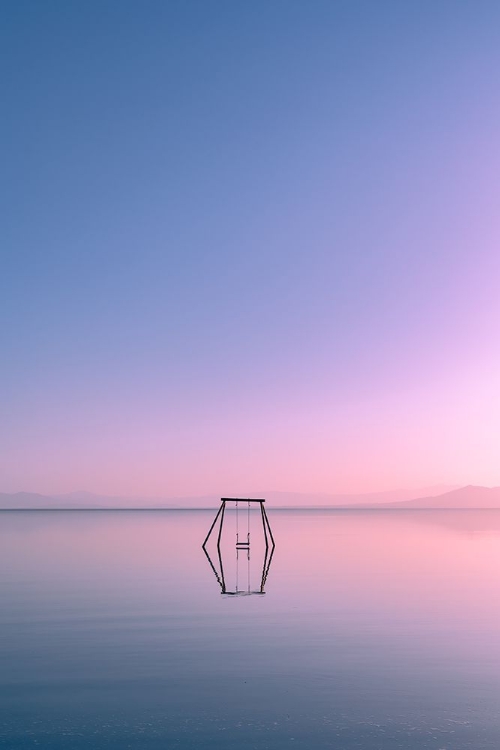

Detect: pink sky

[3,3,500,499]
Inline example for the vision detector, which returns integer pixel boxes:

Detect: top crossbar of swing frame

[221,498,265,503]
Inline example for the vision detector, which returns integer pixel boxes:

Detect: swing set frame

[202,498,275,595]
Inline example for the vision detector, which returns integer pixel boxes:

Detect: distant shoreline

[2,506,500,512]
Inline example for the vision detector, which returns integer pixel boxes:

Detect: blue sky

[2,1,500,496]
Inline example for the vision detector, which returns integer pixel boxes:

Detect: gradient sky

[2,1,500,497]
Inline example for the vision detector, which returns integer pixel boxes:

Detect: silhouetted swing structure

[202,498,275,595]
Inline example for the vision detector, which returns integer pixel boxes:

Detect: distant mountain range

[2,484,499,509]
[380,485,500,509]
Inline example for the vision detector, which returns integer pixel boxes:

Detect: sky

[2,1,500,498]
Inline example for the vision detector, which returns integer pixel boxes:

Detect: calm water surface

[1,509,500,749]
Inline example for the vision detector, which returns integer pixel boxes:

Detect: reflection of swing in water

[202,498,275,595]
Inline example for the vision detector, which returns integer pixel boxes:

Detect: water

[1,509,500,749]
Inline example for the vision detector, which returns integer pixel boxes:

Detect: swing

[235,500,250,549]
[202,498,276,596]
[235,501,251,593]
